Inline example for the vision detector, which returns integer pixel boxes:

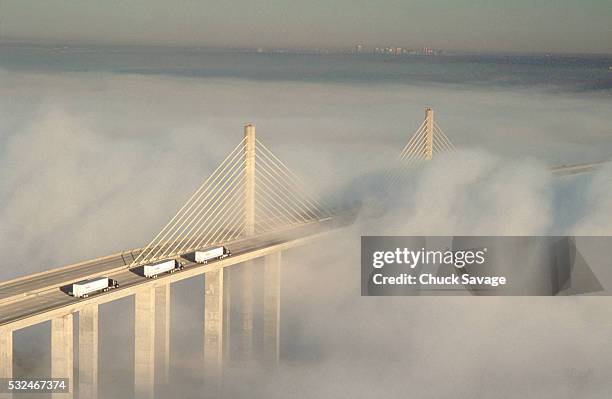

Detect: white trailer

[143,259,182,278]
[195,246,231,264]
[71,277,118,298]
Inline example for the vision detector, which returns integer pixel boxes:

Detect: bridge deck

[550,160,609,176]
[0,220,336,331]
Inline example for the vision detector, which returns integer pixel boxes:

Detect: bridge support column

[0,327,13,379]
[51,314,74,399]
[135,288,156,399]
[263,252,281,368]
[424,107,434,160]
[79,304,98,399]
[223,268,231,361]
[155,284,170,385]
[239,261,254,361]
[204,268,224,393]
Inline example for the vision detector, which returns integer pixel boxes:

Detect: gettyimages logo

[361,236,606,296]
[372,247,487,269]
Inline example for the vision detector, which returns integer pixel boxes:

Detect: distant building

[420,47,440,55]
[369,46,442,57]
[355,44,363,54]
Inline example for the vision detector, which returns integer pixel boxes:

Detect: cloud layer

[2,67,612,398]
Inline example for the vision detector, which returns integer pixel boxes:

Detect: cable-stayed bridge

[0,124,347,399]
[0,109,608,399]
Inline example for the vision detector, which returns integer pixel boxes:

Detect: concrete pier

[0,327,13,379]
[134,288,156,399]
[78,304,98,399]
[154,284,170,385]
[223,268,231,360]
[204,269,224,392]
[263,252,281,367]
[239,261,254,361]
[0,327,12,399]
[51,314,74,399]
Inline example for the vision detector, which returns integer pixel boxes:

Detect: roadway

[551,160,609,176]
[0,217,345,330]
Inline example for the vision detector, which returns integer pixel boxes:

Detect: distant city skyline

[0,1,611,54]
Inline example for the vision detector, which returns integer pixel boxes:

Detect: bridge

[0,123,350,399]
[0,109,606,398]
[550,160,610,176]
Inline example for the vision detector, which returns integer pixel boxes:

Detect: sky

[1,0,611,53]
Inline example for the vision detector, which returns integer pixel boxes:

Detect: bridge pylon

[424,108,434,160]
[383,108,456,188]
[244,124,256,236]
[130,124,332,266]
[399,107,455,163]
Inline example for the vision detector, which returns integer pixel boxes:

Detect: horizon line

[1,36,611,58]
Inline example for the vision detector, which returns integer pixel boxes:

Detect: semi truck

[143,259,183,278]
[71,277,119,298]
[195,246,231,264]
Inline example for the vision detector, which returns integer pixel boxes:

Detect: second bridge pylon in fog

[400,107,455,163]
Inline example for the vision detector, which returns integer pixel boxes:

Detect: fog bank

[2,67,612,398]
